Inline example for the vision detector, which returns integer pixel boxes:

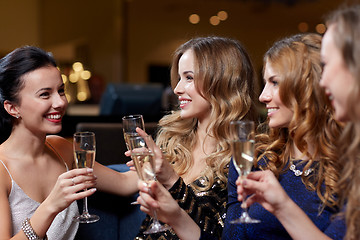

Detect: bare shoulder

[0,158,11,206]
[46,135,74,169]
[0,154,12,237]
[0,166,12,237]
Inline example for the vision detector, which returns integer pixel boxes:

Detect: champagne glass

[128,135,171,234]
[122,114,145,205]
[73,132,100,223]
[229,120,260,224]
[122,114,145,150]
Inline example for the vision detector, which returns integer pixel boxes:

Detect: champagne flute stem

[82,193,89,215]
[152,209,159,223]
[241,191,247,209]
[147,183,160,223]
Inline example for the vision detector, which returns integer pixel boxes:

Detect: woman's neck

[291,140,314,160]
[0,127,47,160]
[196,120,216,155]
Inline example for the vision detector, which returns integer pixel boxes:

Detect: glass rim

[122,114,143,120]
[73,131,95,137]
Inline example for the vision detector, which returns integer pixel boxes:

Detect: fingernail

[90,188,97,192]
[87,168,93,173]
[242,180,247,186]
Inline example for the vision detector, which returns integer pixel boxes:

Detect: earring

[16,115,20,119]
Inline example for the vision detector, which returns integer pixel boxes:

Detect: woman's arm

[93,161,139,196]
[47,135,140,197]
[0,165,15,238]
[238,170,332,240]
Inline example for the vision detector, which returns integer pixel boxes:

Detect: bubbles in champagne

[231,140,254,176]
[75,150,95,169]
[131,152,155,183]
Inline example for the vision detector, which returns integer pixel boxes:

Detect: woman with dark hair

[224,33,345,240]
[0,46,140,239]
[135,36,257,240]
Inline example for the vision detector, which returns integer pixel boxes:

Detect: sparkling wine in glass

[122,114,145,205]
[122,114,145,150]
[73,131,100,223]
[128,135,171,234]
[230,120,260,224]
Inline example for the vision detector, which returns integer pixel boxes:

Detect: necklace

[289,161,313,176]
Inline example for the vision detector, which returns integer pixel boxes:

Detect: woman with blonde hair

[224,33,345,240]
[135,36,257,240]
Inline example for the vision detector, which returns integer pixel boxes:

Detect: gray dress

[0,160,79,240]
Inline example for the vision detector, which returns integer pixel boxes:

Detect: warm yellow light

[189,14,200,24]
[77,92,88,101]
[72,62,83,72]
[209,16,220,26]
[316,23,326,34]
[69,72,78,83]
[217,11,228,21]
[298,22,309,32]
[81,70,91,80]
[61,74,68,83]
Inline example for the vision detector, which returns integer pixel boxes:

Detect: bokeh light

[209,16,220,26]
[189,14,200,24]
[298,22,309,32]
[217,11,228,21]
[316,23,326,34]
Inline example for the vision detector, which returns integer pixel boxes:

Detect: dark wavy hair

[0,46,57,143]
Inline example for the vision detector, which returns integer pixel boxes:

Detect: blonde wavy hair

[156,36,257,191]
[255,33,343,208]
[326,5,360,240]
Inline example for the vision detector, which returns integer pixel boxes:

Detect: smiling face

[259,62,293,128]
[320,25,357,122]
[15,66,68,134]
[173,49,211,122]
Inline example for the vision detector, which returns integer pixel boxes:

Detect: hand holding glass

[128,135,171,234]
[122,114,145,205]
[230,120,260,224]
[73,132,100,223]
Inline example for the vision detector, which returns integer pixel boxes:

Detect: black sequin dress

[135,174,228,240]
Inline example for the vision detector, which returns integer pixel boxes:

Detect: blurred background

[0,0,346,135]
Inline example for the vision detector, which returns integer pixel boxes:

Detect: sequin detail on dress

[135,173,228,240]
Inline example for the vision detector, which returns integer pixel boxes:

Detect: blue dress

[223,158,346,240]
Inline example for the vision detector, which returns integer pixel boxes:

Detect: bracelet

[21,218,45,240]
